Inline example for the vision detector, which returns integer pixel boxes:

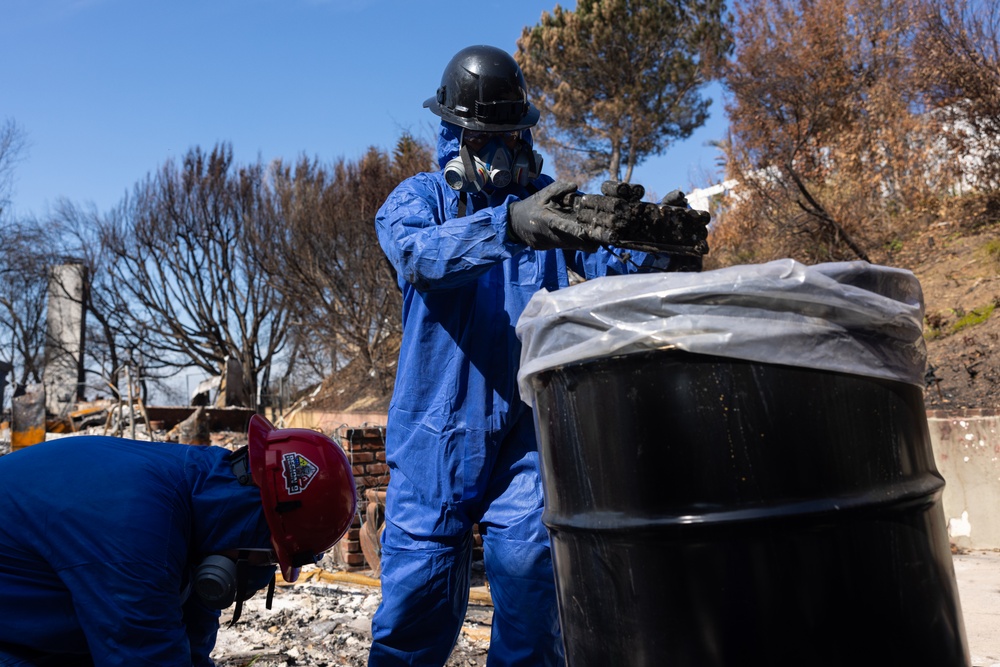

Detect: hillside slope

[901,223,1000,411]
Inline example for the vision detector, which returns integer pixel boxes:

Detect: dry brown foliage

[713,0,947,267]
[914,0,1000,193]
[936,190,1000,231]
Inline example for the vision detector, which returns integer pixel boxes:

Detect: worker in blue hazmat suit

[0,415,356,667]
[370,44,689,666]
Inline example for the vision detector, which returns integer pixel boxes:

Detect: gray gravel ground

[954,549,1000,667]
[212,564,492,667]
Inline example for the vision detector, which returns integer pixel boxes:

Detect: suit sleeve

[375,175,525,292]
[184,594,222,667]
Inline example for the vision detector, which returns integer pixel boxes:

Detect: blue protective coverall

[369,122,670,666]
[0,436,273,667]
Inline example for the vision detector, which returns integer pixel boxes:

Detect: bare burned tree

[0,122,55,412]
[0,118,27,219]
[98,144,289,408]
[254,133,433,396]
[49,200,143,403]
[0,218,58,394]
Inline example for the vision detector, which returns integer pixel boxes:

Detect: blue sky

[2,0,729,219]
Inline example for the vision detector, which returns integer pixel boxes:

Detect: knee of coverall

[478,406,548,545]
[369,523,474,667]
[481,532,564,667]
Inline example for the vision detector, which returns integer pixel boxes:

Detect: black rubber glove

[507,181,601,251]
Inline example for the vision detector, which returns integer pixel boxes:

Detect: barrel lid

[516,260,926,405]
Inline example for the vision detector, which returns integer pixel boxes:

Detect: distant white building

[686,179,739,215]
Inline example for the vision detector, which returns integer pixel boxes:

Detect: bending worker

[0,415,357,666]
[370,44,692,665]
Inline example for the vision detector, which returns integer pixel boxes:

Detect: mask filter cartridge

[194,554,239,609]
[444,139,541,193]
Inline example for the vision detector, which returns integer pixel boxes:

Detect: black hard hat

[424,45,540,132]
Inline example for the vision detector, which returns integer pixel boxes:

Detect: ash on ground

[213,561,493,667]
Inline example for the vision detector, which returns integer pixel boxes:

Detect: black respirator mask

[194,551,276,625]
[443,131,543,193]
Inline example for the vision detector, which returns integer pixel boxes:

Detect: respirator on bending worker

[194,551,277,624]
[443,133,543,193]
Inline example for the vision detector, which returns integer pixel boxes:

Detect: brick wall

[328,422,483,572]
[332,425,389,570]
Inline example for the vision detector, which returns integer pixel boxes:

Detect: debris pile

[213,563,493,666]
[0,424,493,666]
[0,353,488,666]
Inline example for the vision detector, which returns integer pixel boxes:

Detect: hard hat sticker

[281,452,319,495]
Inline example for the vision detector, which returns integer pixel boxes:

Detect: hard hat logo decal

[281,452,319,495]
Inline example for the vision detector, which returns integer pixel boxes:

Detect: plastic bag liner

[517,259,926,406]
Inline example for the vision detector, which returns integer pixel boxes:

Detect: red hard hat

[247,414,357,582]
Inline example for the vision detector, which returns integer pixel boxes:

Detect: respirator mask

[443,130,543,193]
[194,550,277,625]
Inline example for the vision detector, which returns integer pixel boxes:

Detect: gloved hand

[508,181,604,251]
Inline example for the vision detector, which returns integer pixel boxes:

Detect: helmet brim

[247,414,356,584]
[248,414,300,583]
[424,97,540,132]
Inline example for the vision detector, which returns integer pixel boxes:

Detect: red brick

[344,552,367,566]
